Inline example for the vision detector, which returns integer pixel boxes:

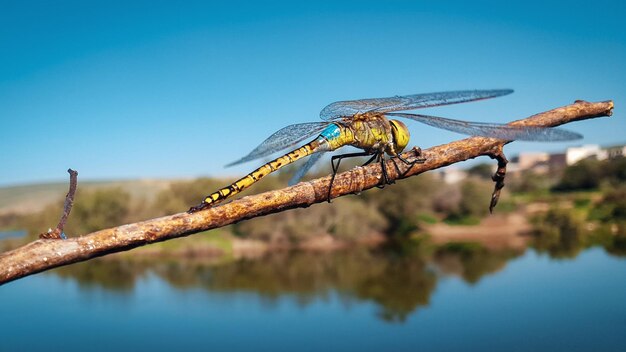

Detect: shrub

[588,186,626,222]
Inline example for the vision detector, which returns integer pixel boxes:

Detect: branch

[0,100,614,285]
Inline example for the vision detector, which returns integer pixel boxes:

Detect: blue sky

[1,0,625,186]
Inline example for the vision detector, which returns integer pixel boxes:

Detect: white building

[565,144,607,165]
[500,144,624,174]
[440,166,467,184]
[606,145,626,159]
[518,152,549,170]
[508,152,553,173]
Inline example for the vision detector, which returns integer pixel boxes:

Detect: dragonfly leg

[377,153,395,187]
[392,147,426,178]
[397,147,426,165]
[328,151,376,202]
[388,156,403,181]
[361,154,378,167]
[189,202,209,213]
[365,153,390,188]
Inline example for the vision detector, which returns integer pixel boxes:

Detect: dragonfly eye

[390,119,410,153]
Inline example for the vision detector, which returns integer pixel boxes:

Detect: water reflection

[0,230,26,240]
[432,243,520,284]
[604,234,626,256]
[53,259,148,292]
[6,208,626,324]
[50,243,524,322]
[531,208,626,259]
[5,242,626,352]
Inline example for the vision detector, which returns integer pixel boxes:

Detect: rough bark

[0,100,614,285]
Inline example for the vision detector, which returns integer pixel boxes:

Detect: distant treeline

[12,171,493,243]
[3,156,626,245]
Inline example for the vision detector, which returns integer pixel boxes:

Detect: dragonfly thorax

[330,114,409,157]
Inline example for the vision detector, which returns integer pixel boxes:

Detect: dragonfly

[189,89,581,212]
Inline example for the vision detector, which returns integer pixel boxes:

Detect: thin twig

[0,100,614,285]
[39,169,78,240]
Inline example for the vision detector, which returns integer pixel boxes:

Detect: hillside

[0,179,174,215]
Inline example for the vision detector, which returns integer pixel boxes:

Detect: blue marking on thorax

[320,124,341,141]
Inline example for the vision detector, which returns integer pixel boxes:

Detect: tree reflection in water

[531,208,626,259]
[46,216,626,323]
[50,241,523,322]
[5,200,616,324]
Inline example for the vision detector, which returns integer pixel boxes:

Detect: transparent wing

[288,152,325,186]
[320,89,513,120]
[388,112,583,141]
[226,122,328,166]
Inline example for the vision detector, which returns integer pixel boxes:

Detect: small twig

[39,169,78,240]
[0,100,614,285]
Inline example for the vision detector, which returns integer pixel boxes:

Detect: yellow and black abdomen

[189,122,360,212]
[189,139,323,212]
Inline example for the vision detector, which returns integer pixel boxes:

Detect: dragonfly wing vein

[226,122,328,166]
[320,89,513,120]
[388,112,583,141]
[288,152,325,186]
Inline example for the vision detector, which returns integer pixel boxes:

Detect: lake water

[1,247,625,351]
[0,230,26,240]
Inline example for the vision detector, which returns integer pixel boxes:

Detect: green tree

[553,159,603,191]
[151,178,226,215]
[508,171,552,194]
[16,187,132,238]
[552,157,626,192]
[588,186,626,222]
[604,157,626,184]
[235,197,387,243]
[68,188,131,234]
[362,173,442,237]
[151,175,289,216]
[467,163,494,179]
[444,179,492,223]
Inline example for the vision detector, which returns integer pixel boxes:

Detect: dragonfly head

[389,119,410,154]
